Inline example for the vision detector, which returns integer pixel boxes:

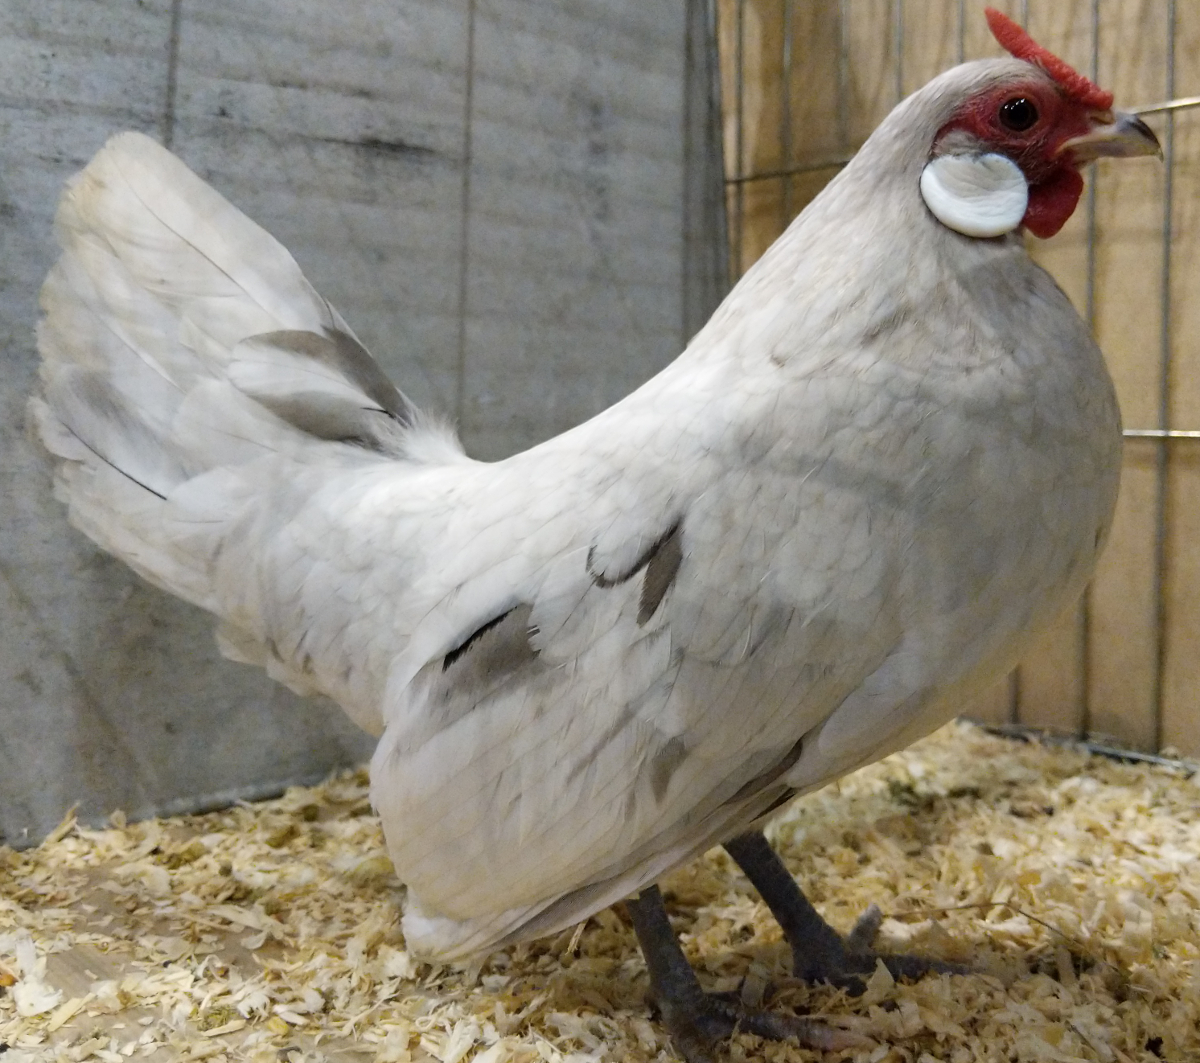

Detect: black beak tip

[1130,113,1165,159]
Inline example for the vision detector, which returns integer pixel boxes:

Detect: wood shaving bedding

[2,721,1197,1063]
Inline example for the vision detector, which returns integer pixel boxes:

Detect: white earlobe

[919,152,1028,238]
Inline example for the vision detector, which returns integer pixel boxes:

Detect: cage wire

[714,0,1199,754]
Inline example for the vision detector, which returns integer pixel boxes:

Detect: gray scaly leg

[626,884,865,1063]
[724,830,966,990]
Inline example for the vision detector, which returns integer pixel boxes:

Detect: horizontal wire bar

[1134,94,1200,115]
[724,96,1200,188]
[974,722,1199,774]
[1124,428,1200,439]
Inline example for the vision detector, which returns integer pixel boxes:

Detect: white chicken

[30,9,1159,1059]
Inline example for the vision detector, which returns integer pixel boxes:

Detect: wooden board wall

[717,0,1199,754]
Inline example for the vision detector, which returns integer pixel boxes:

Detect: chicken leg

[724,830,965,989]
[626,885,863,1063]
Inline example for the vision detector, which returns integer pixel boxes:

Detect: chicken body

[32,56,1125,963]
[366,125,1121,955]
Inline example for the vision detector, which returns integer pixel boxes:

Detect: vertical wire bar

[1080,0,1100,739]
[734,0,746,281]
[453,0,478,431]
[161,0,182,149]
[894,0,904,101]
[1010,0,1032,726]
[706,0,731,301]
[837,0,851,151]
[957,0,965,63]
[1009,0,1030,724]
[781,0,794,230]
[1151,0,1177,751]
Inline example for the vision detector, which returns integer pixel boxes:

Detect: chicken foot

[724,830,967,990]
[626,884,867,1063]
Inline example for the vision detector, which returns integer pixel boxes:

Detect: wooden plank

[900,0,961,92]
[785,0,844,161]
[966,675,1016,727]
[843,0,903,143]
[722,0,781,271]
[1080,0,1172,750]
[1164,454,1200,754]
[1015,603,1087,736]
[962,0,1010,59]
[738,175,788,267]
[1089,451,1161,749]
[715,0,739,181]
[742,0,787,176]
[1161,1,1200,755]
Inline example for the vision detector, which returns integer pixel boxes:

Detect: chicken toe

[626,885,869,1062]
[724,830,968,991]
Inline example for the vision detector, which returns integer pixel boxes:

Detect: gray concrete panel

[0,0,725,845]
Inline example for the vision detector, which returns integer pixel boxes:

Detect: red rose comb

[985,7,1113,111]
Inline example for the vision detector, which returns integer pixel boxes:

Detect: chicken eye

[998,97,1038,132]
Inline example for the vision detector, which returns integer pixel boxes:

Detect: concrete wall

[0,0,725,844]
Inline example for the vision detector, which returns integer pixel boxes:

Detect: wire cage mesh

[714,0,1200,755]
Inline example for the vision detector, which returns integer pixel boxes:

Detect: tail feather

[40,238,208,391]
[228,328,417,448]
[52,459,215,607]
[55,133,329,343]
[31,130,467,643]
[43,366,193,496]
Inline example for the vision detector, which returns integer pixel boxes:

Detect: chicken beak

[1058,110,1163,163]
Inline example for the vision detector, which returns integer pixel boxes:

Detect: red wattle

[1023,167,1084,239]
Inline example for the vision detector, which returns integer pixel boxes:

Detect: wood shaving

[2,721,1197,1062]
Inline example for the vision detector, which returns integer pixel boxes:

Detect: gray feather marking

[638,522,683,624]
[752,787,799,823]
[589,519,684,625]
[649,736,688,802]
[442,604,539,676]
[252,392,389,446]
[254,328,416,426]
[724,734,805,806]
